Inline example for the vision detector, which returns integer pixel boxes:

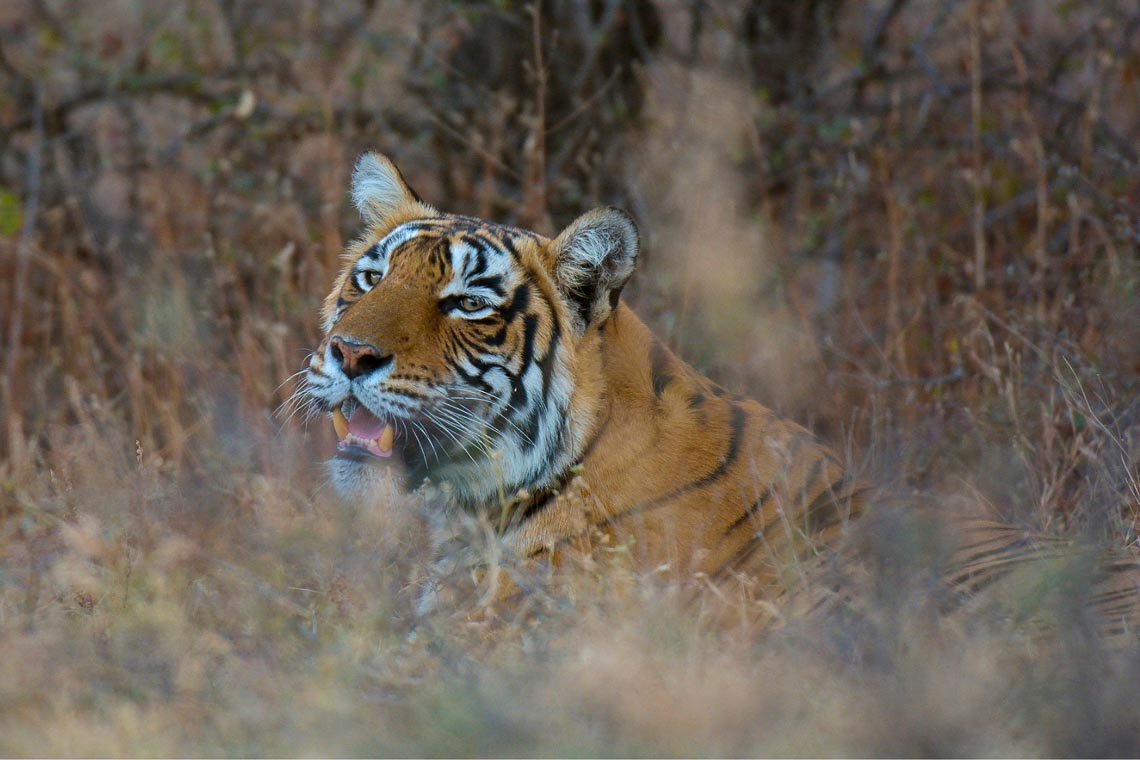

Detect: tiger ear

[550,207,640,332]
[351,152,429,226]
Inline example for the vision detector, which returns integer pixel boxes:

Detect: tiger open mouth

[332,400,397,458]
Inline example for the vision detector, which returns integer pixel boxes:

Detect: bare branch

[3,83,43,445]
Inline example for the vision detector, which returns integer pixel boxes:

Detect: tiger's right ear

[351,152,431,226]
[550,207,640,332]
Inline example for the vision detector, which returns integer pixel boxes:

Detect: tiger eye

[458,296,485,312]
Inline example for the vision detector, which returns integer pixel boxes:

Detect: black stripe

[461,314,499,326]
[649,340,673,397]
[460,237,478,277]
[1091,587,1140,604]
[948,566,1016,595]
[953,537,1037,568]
[799,456,827,499]
[508,314,540,409]
[461,235,489,277]
[538,320,562,402]
[499,235,520,261]
[379,387,425,403]
[484,324,509,347]
[468,276,505,296]
[521,495,554,521]
[499,283,531,323]
[430,241,449,277]
[539,415,568,476]
[377,222,431,259]
[723,485,773,537]
[568,280,596,327]
[517,406,543,455]
[711,534,765,583]
[453,330,504,361]
[460,350,504,378]
[515,460,580,522]
[452,362,495,394]
[607,401,748,523]
[802,476,849,535]
[608,284,625,310]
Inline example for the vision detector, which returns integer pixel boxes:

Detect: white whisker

[427,405,495,464]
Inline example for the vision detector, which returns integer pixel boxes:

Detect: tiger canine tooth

[378,424,395,452]
[332,405,349,440]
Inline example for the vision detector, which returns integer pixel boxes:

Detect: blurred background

[1,0,1139,755]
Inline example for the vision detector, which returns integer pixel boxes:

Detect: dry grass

[1,0,1139,756]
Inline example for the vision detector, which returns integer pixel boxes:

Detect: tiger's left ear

[351,151,431,227]
[550,207,640,332]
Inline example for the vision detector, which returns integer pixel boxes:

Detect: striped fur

[778,513,1140,644]
[945,518,1140,641]
[299,153,1140,636]
[301,152,865,609]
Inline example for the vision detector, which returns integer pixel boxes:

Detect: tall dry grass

[1,0,1138,755]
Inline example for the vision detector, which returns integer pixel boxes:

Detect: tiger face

[302,153,638,507]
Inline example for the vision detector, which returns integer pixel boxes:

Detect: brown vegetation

[1,0,1138,755]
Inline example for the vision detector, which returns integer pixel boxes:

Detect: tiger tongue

[348,406,388,440]
[333,405,395,456]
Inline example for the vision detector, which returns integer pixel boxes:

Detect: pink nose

[329,337,392,379]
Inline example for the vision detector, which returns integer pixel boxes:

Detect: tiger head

[302,152,639,507]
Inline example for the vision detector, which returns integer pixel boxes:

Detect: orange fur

[307,152,868,609]
[300,153,1140,641]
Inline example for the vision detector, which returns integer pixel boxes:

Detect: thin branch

[1,73,230,140]
[968,0,986,293]
[852,0,911,108]
[3,84,43,446]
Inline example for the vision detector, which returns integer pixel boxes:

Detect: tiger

[298,151,870,614]
[298,152,1140,638]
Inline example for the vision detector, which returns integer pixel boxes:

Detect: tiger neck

[571,303,731,509]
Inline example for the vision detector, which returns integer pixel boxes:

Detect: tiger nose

[329,337,393,379]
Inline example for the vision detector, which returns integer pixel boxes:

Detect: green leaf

[0,189,24,238]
